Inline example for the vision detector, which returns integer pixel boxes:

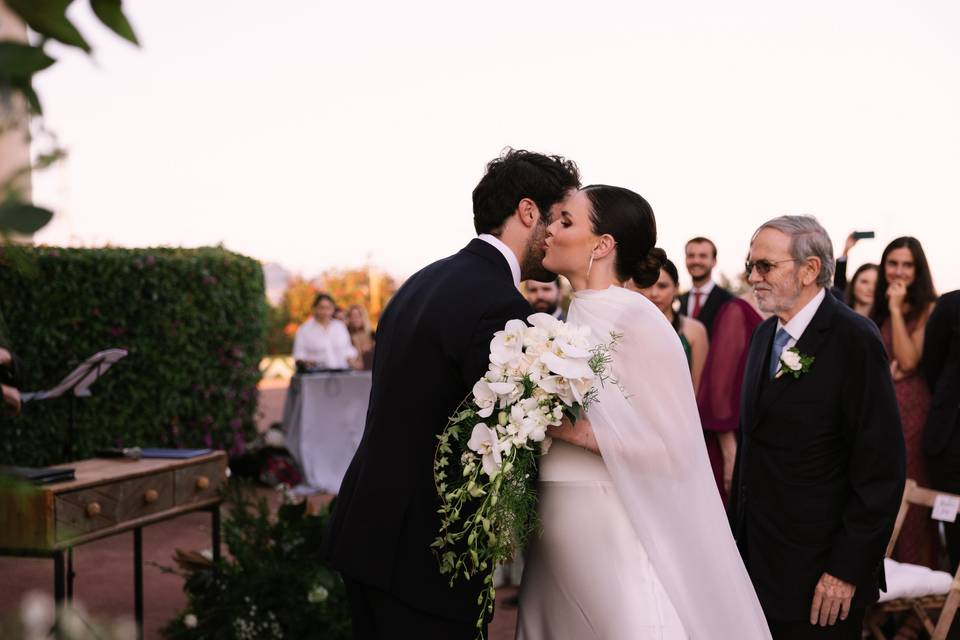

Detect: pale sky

[30,0,960,290]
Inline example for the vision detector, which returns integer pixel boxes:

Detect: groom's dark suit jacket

[729,290,905,621]
[326,239,532,623]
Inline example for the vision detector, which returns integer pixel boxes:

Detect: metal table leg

[67,547,75,603]
[54,550,65,604]
[211,505,221,562]
[134,528,143,640]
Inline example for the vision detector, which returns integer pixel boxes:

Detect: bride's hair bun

[581,184,660,285]
[631,247,666,288]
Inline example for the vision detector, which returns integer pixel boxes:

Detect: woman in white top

[293,293,360,370]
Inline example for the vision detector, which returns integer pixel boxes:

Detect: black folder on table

[140,448,213,459]
[0,465,76,485]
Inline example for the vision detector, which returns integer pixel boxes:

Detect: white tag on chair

[932,494,960,523]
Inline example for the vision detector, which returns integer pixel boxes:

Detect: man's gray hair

[752,215,835,287]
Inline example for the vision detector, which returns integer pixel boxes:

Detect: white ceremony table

[282,371,371,494]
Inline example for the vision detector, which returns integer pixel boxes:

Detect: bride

[516,185,771,639]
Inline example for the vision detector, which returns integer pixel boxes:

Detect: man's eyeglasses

[744,258,798,276]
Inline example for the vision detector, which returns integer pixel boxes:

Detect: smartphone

[852,231,875,240]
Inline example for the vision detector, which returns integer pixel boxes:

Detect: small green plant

[162,482,351,640]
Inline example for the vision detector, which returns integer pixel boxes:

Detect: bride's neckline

[572,284,627,298]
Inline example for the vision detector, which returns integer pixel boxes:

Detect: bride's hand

[546,415,600,455]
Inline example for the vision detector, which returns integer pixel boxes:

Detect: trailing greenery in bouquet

[432,313,619,634]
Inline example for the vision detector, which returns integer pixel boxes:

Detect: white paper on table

[931,494,960,523]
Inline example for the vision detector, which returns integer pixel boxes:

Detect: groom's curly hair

[472,148,581,235]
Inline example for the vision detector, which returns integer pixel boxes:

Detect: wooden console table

[0,452,228,639]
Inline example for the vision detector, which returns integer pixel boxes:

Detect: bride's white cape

[567,285,770,639]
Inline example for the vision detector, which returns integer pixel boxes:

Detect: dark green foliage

[0,246,266,466]
[162,483,351,640]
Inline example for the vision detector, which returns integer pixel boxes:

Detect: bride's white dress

[517,286,771,640]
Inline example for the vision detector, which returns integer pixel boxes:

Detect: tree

[0,0,139,239]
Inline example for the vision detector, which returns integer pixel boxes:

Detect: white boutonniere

[776,347,815,379]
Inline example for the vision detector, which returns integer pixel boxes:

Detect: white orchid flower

[527,312,563,337]
[537,375,575,406]
[540,349,595,381]
[467,423,503,477]
[472,379,498,418]
[490,319,527,364]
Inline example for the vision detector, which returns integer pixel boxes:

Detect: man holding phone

[834,231,875,293]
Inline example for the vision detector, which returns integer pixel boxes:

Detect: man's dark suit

[729,290,905,636]
[679,284,733,338]
[923,291,960,570]
[326,239,532,637]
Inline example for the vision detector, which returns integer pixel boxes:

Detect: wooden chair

[864,480,960,640]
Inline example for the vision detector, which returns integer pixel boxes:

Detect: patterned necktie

[691,291,704,318]
[769,328,792,379]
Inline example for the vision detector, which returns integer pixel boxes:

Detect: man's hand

[2,384,21,415]
[0,347,11,367]
[810,572,856,626]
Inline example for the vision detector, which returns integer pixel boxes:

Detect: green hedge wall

[0,246,266,467]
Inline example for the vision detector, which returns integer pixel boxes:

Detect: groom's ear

[515,198,540,229]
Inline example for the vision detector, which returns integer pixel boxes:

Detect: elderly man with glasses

[729,215,905,639]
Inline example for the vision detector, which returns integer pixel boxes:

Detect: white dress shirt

[478,233,521,289]
[774,287,827,359]
[292,317,358,368]
[686,280,717,316]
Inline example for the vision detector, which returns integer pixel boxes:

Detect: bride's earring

[586,252,596,279]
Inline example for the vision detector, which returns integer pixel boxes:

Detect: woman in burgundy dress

[871,236,939,567]
[696,292,764,505]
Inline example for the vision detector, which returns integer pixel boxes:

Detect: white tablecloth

[282,371,371,494]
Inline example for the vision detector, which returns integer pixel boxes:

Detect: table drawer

[174,460,225,505]
[55,472,174,542]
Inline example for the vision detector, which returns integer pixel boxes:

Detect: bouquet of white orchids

[432,312,618,635]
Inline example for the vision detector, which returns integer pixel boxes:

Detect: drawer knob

[85,502,101,518]
[144,489,159,504]
[195,476,210,491]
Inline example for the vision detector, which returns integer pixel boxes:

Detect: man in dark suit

[326,149,580,639]
[730,215,905,639]
[924,290,960,571]
[679,236,734,338]
[524,277,565,322]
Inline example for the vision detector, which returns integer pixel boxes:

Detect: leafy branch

[0,0,139,238]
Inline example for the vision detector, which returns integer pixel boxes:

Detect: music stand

[21,348,128,460]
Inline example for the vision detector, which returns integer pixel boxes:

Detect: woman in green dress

[633,258,709,392]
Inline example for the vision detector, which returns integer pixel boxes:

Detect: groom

[730,215,905,639]
[326,149,580,638]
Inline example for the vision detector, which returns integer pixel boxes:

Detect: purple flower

[109,327,126,337]
[229,436,246,456]
[202,433,213,448]
[145,255,156,266]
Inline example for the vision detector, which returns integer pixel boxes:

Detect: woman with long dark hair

[845,262,878,317]
[871,236,939,568]
[516,185,770,639]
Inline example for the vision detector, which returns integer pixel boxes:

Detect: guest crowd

[612,232,959,582]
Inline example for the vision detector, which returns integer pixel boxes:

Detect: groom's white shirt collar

[478,233,521,289]
[778,287,826,344]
